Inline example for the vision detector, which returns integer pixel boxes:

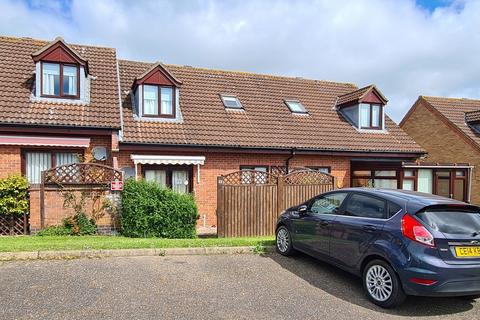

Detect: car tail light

[409,278,438,286]
[401,214,435,247]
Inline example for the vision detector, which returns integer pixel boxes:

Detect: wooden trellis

[0,215,28,235]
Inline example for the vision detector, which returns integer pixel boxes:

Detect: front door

[292,192,348,257]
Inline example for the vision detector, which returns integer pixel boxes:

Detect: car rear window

[417,207,480,235]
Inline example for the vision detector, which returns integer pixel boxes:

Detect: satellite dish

[92,146,108,161]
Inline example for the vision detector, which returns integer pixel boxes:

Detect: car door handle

[362,225,377,232]
[319,221,330,227]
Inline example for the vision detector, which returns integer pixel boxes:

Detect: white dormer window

[285,100,307,114]
[359,103,383,130]
[220,95,242,109]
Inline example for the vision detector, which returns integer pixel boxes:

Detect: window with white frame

[220,95,243,109]
[285,100,307,114]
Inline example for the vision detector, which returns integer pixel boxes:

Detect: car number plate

[455,246,480,258]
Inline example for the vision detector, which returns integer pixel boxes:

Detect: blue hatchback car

[275,188,480,308]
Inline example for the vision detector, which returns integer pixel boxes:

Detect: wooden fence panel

[217,170,334,237]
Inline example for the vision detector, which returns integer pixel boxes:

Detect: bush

[36,225,71,236]
[36,213,97,236]
[0,175,29,217]
[121,179,199,238]
[63,213,97,235]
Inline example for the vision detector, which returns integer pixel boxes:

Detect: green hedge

[0,175,29,217]
[121,179,199,238]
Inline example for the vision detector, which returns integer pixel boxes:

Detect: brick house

[0,35,431,232]
[400,96,480,204]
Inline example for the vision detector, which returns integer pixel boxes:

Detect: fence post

[40,171,45,229]
[216,176,224,237]
[277,176,285,214]
[332,176,337,190]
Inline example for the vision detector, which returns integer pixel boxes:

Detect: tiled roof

[0,36,120,128]
[465,110,480,123]
[119,60,423,153]
[421,96,480,147]
[336,85,373,106]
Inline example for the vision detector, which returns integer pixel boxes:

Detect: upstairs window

[143,85,174,117]
[360,104,382,129]
[41,62,78,98]
[220,95,243,109]
[285,100,307,114]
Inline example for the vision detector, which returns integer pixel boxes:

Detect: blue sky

[1,0,479,123]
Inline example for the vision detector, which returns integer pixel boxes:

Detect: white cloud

[0,0,479,122]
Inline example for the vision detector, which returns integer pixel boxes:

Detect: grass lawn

[0,235,275,252]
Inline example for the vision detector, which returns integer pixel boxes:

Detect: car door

[329,192,388,270]
[292,192,348,257]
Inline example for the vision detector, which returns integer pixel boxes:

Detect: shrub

[36,213,97,236]
[63,213,97,235]
[121,179,199,238]
[0,175,29,217]
[36,225,71,236]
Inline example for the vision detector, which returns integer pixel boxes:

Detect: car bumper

[398,258,480,297]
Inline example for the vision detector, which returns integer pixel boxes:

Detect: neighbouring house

[0,35,435,233]
[400,96,480,204]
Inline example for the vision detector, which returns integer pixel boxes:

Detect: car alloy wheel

[366,265,393,302]
[363,259,406,308]
[276,226,294,256]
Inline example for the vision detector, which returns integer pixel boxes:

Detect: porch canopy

[0,135,90,147]
[130,155,206,181]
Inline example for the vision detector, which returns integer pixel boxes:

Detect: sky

[1,0,479,123]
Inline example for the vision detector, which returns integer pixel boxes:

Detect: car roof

[333,187,469,207]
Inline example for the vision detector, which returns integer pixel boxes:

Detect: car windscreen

[416,207,480,236]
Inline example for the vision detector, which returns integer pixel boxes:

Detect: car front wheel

[363,259,406,308]
[276,226,295,256]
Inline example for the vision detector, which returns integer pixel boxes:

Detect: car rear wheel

[363,259,406,308]
[276,226,295,256]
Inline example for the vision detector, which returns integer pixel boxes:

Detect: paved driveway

[0,252,478,319]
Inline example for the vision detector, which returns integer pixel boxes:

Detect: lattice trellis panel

[219,170,278,185]
[284,170,333,185]
[0,215,28,235]
[43,163,123,186]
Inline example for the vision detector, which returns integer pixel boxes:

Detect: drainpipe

[285,148,296,174]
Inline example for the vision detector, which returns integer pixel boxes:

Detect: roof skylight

[285,100,307,114]
[220,95,243,109]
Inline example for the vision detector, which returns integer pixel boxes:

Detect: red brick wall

[118,150,351,227]
[0,134,115,231]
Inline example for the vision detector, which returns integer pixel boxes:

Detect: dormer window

[360,103,382,129]
[336,85,388,131]
[220,95,242,109]
[41,62,79,98]
[143,85,174,117]
[285,100,307,114]
[32,37,89,102]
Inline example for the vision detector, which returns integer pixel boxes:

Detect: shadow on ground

[263,251,476,317]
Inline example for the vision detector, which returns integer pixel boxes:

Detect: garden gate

[217,169,335,237]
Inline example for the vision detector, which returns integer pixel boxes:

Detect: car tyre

[363,259,406,308]
[276,226,295,256]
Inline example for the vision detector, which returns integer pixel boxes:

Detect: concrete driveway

[0,252,478,319]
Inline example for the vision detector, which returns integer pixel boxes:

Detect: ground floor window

[351,161,470,202]
[240,165,269,184]
[143,165,192,194]
[23,151,81,184]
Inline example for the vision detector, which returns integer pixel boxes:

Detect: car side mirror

[298,205,308,215]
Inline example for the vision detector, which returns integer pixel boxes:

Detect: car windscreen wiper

[472,231,480,237]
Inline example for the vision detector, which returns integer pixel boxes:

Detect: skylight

[220,95,243,109]
[285,100,307,114]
